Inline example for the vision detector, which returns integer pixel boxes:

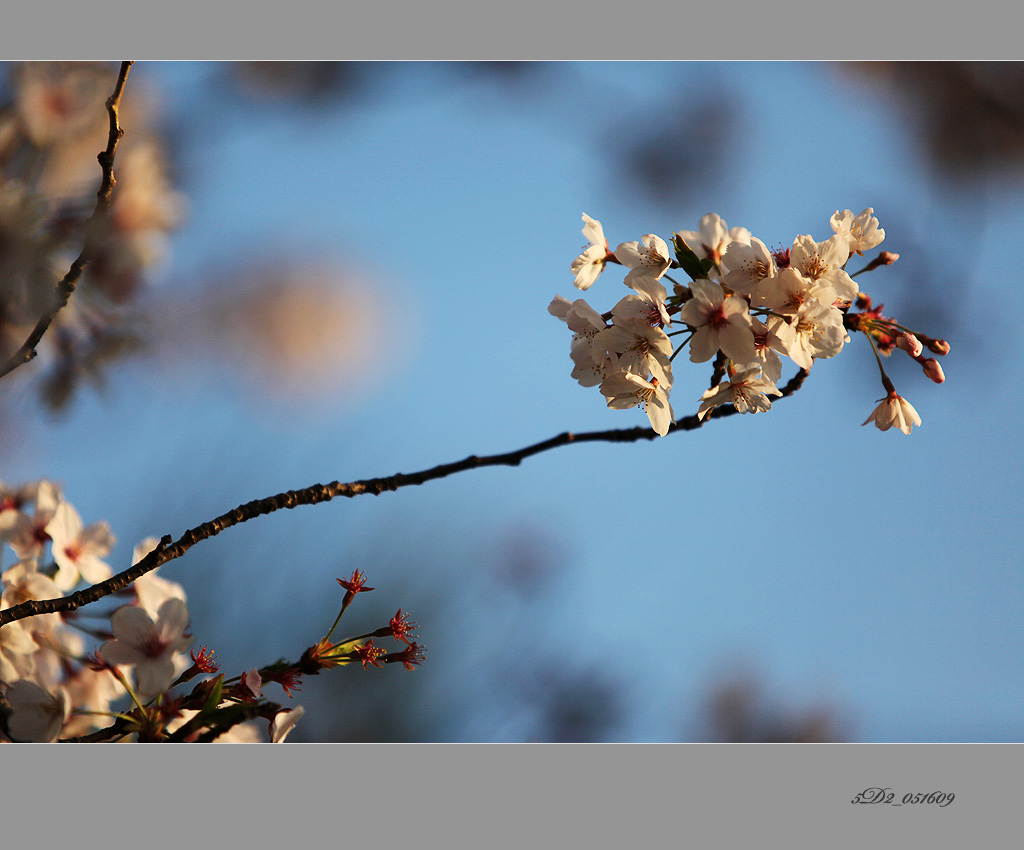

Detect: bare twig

[0,368,808,629]
[0,60,134,381]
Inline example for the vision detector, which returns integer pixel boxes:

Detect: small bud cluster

[0,482,422,742]
[551,208,947,436]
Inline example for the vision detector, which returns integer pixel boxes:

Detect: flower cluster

[0,62,185,408]
[0,481,422,742]
[551,209,947,435]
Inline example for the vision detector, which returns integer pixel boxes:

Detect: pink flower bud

[896,332,923,358]
[921,358,945,384]
[878,251,899,265]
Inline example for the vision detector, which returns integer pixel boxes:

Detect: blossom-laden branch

[555,208,946,437]
[0,372,807,629]
[0,60,133,381]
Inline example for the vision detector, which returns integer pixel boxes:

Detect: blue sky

[6,61,1021,741]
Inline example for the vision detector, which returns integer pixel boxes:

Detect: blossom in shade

[260,667,303,698]
[130,539,188,620]
[749,317,787,384]
[3,680,71,742]
[0,479,40,540]
[99,597,193,696]
[241,668,263,700]
[0,619,37,683]
[388,609,417,645]
[351,639,387,669]
[862,391,921,434]
[5,480,61,562]
[337,569,374,613]
[46,500,116,591]
[386,642,426,671]
[610,289,671,329]
[1,559,64,636]
[549,296,615,388]
[270,705,305,743]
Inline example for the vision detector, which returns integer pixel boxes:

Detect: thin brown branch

[0,60,134,381]
[0,368,809,628]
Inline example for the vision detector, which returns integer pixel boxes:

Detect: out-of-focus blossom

[46,499,115,590]
[0,619,37,683]
[3,679,71,742]
[13,62,110,148]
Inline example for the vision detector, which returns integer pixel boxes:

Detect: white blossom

[3,680,71,742]
[99,598,192,697]
[570,214,611,291]
[675,213,751,270]
[47,499,115,591]
[697,365,782,420]
[678,278,756,364]
[599,371,674,436]
[614,234,673,302]
[863,391,921,434]
[831,207,885,255]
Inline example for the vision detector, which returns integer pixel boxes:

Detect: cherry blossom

[721,237,777,298]
[5,480,61,562]
[749,317,787,384]
[862,391,922,434]
[593,316,674,388]
[831,207,885,255]
[3,679,71,742]
[46,499,116,591]
[614,234,673,302]
[270,705,305,743]
[549,296,615,388]
[610,289,671,329]
[167,709,265,743]
[767,301,847,371]
[599,371,674,436]
[0,618,37,683]
[130,537,188,617]
[1,558,64,636]
[570,214,611,291]
[678,278,756,364]
[754,266,837,315]
[697,365,782,420]
[675,213,751,269]
[788,234,857,305]
[99,597,193,696]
